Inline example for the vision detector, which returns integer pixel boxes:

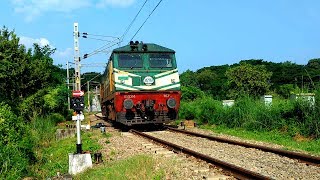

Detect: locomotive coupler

[135,103,148,120]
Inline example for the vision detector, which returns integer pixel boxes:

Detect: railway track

[131,129,320,179]
[166,127,320,166]
[131,129,271,180]
[93,113,320,178]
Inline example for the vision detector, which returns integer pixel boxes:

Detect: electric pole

[67,60,70,110]
[73,22,82,154]
[74,23,81,90]
[87,81,90,112]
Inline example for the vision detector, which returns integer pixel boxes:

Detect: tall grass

[75,155,164,180]
[179,95,320,138]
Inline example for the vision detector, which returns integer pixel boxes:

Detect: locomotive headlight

[167,98,176,108]
[123,99,134,109]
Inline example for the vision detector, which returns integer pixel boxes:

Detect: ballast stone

[68,153,92,175]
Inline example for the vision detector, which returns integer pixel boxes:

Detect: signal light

[71,96,85,112]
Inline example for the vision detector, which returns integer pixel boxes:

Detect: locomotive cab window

[149,54,173,68]
[118,54,143,68]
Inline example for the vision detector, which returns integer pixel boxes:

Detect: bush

[180,94,320,139]
[181,86,204,101]
[20,85,69,121]
[0,102,33,179]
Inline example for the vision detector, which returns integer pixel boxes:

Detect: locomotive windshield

[149,54,173,68]
[118,54,143,68]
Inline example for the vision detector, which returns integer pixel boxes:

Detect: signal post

[68,23,92,175]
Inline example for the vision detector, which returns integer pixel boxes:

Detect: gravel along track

[98,127,234,179]
[145,131,320,180]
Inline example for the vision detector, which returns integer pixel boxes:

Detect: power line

[80,0,148,59]
[130,0,164,41]
[81,73,102,87]
[83,39,120,59]
[85,43,118,58]
[83,33,119,39]
[82,36,114,42]
[120,0,149,42]
[80,0,158,59]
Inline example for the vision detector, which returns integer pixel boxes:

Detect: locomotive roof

[112,43,175,53]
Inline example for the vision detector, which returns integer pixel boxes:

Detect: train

[100,41,181,126]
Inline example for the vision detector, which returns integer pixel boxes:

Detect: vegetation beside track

[201,125,320,155]
[30,127,102,179]
[179,95,320,154]
[75,155,164,180]
[0,27,76,179]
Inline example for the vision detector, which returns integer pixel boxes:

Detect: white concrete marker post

[68,113,92,175]
[76,113,82,154]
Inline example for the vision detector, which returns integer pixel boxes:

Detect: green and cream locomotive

[100,41,181,125]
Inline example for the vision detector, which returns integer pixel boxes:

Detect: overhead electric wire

[81,73,102,88]
[130,0,163,41]
[84,39,120,57]
[85,43,117,58]
[82,36,114,42]
[81,0,162,58]
[82,33,120,39]
[120,0,149,42]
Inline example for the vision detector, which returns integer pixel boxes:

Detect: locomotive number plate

[124,95,136,98]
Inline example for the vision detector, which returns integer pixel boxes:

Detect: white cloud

[11,0,136,22]
[56,47,73,58]
[19,36,51,48]
[19,35,72,65]
[52,47,74,65]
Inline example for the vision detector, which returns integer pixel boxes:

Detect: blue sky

[1,0,320,73]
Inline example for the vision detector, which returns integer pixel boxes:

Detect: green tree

[0,27,65,107]
[226,63,272,98]
[81,72,102,91]
[276,84,298,98]
[181,86,204,101]
[179,69,198,87]
[196,69,217,92]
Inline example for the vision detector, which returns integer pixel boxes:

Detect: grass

[30,130,102,179]
[201,124,320,155]
[74,155,165,180]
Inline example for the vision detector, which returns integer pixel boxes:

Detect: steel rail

[167,127,320,166]
[130,129,272,180]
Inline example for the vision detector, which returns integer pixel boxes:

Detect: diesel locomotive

[100,41,181,125]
